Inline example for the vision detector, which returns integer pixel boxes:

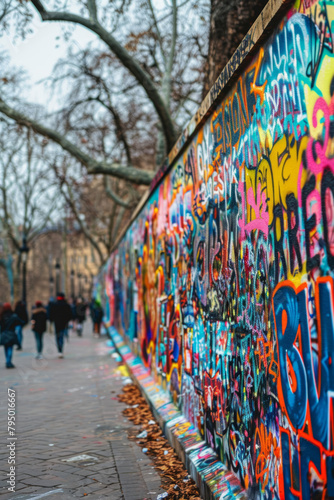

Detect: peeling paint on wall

[100,1,334,498]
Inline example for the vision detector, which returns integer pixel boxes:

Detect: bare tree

[0,119,60,297]
[51,156,133,266]
[0,0,208,184]
[0,236,14,302]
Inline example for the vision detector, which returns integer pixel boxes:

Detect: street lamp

[70,269,75,298]
[55,260,61,295]
[19,236,29,304]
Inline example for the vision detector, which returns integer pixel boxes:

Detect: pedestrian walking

[49,293,72,357]
[14,300,28,350]
[90,299,104,338]
[75,297,86,336]
[31,301,47,359]
[0,303,24,368]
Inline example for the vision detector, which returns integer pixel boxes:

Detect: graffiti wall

[102,0,334,497]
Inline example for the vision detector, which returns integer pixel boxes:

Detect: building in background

[0,225,103,308]
[26,227,102,306]
[0,174,129,307]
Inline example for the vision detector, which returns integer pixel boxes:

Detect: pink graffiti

[306,97,334,175]
[239,182,269,238]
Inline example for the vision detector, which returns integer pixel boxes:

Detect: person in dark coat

[14,300,28,350]
[90,299,104,338]
[31,301,47,359]
[0,303,24,368]
[46,297,55,321]
[49,293,72,357]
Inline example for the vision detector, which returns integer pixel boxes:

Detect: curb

[109,327,247,500]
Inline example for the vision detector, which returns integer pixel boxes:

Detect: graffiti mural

[101,1,334,498]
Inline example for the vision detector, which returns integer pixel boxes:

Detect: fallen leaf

[118,384,200,499]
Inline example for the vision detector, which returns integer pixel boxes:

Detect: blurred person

[49,293,72,358]
[90,299,103,338]
[75,297,86,336]
[0,303,24,368]
[14,300,28,350]
[31,301,47,359]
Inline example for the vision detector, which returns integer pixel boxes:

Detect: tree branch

[100,100,132,163]
[57,92,133,165]
[0,158,20,250]
[30,0,177,151]
[60,181,106,267]
[0,2,16,23]
[87,0,98,20]
[103,176,133,208]
[0,98,154,185]
[112,206,126,241]
[30,0,47,14]
[147,0,166,65]
[163,0,177,107]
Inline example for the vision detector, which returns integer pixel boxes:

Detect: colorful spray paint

[101,1,334,497]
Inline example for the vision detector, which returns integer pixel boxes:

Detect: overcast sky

[2,11,95,105]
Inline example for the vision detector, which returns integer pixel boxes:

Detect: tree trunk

[202,0,268,97]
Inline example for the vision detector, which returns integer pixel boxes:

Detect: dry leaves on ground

[118,384,201,500]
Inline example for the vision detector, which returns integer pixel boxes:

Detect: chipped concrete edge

[109,0,294,257]
[109,327,247,500]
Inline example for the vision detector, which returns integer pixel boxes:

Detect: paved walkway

[0,321,164,500]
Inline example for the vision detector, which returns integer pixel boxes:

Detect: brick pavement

[0,322,165,500]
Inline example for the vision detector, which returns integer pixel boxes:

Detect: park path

[0,320,164,500]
